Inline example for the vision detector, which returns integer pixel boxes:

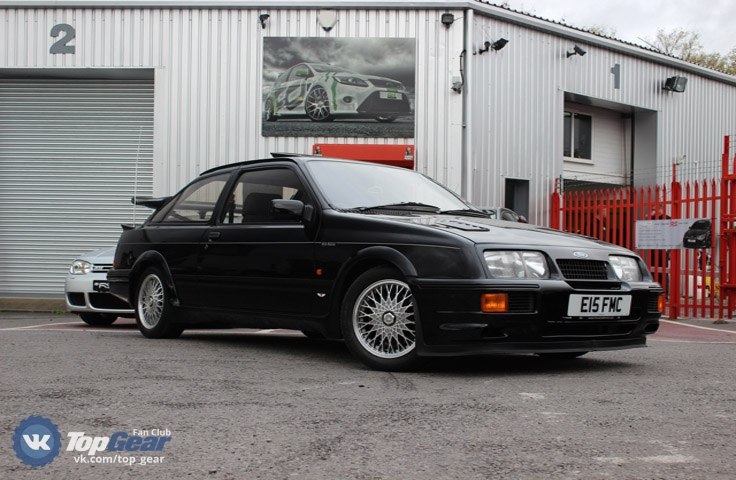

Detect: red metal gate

[551,135,736,320]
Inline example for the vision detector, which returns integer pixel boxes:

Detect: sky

[503,0,736,54]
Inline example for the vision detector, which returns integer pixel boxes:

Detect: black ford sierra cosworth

[108,157,663,371]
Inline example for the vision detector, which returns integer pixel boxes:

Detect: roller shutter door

[0,78,154,297]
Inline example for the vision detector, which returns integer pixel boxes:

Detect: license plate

[379,91,401,100]
[567,294,631,317]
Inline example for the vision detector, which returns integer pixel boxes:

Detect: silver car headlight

[484,251,549,279]
[70,260,92,275]
[334,75,369,87]
[609,255,642,282]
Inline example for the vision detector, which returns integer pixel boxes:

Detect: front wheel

[135,267,183,339]
[305,86,333,121]
[341,267,420,371]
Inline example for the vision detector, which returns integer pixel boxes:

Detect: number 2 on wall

[50,24,76,54]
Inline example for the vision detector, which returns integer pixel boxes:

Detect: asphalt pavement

[2,313,735,479]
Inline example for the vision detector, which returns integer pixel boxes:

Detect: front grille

[67,293,85,307]
[508,292,536,313]
[557,259,609,280]
[357,92,411,114]
[92,264,112,273]
[89,293,130,310]
[647,295,661,312]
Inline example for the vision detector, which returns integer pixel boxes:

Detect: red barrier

[552,136,735,320]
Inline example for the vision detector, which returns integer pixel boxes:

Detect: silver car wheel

[138,273,164,330]
[352,279,416,359]
[305,86,331,121]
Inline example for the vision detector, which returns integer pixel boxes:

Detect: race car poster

[262,37,416,138]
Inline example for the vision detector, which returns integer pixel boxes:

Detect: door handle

[208,231,221,241]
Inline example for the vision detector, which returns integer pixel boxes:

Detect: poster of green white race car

[262,37,415,137]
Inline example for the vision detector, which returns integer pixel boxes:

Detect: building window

[563,111,592,160]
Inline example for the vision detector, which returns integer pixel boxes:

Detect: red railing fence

[551,135,736,320]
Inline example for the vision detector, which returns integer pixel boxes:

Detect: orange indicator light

[658,294,665,313]
[481,293,509,313]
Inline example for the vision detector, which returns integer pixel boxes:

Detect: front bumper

[411,278,662,357]
[65,272,133,316]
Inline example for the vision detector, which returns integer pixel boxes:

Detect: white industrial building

[1,0,735,299]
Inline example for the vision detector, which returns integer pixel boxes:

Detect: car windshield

[311,64,351,73]
[691,220,710,229]
[306,160,470,211]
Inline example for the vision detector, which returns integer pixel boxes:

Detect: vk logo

[23,433,52,451]
[13,416,62,468]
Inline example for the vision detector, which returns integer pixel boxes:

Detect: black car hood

[375,213,628,251]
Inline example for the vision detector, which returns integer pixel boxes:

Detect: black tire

[375,115,397,123]
[305,86,334,121]
[537,352,588,359]
[264,98,278,121]
[79,312,117,326]
[134,267,183,339]
[340,267,420,371]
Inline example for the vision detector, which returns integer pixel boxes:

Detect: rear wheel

[264,98,277,121]
[134,267,183,339]
[79,313,117,326]
[341,267,420,371]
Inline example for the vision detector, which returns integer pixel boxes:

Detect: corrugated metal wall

[468,14,736,224]
[0,7,465,195]
[0,78,153,296]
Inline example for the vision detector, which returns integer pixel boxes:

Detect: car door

[143,172,231,307]
[195,166,318,315]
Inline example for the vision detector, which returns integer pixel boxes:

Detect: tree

[647,28,736,75]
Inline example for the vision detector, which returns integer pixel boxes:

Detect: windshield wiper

[354,202,441,213]
[439,208,490,218]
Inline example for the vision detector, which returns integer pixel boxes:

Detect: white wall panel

[0,6,464,196]
[469,13,736,225]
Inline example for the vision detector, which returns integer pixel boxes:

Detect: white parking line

[0,321,84,331]
[651,339,736,345]
[660,319,736,335]
[0,324,305,336]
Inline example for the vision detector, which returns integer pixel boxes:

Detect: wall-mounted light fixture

[441,13,455,28]
[478,38,509,55]
[663,76,687,93]
[317,10,338,32]
[566,45,586,58]
[491,38,509,51]
[258,13,270,29]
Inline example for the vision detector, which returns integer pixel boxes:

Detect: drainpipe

[461,8,474,200]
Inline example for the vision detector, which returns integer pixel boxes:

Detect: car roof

[198,155,401,177]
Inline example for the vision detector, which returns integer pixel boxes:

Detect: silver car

[65,247,133,325]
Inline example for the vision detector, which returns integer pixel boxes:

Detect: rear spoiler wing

[131,196,172,210]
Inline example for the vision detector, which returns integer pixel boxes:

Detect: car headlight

[484,251,549,279]
[70,260,92,275]
[609,255,642,282]
[334,75,369,87]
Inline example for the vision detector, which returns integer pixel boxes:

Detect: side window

[154,174,230,223]
[220,168,307,224]
[563,111,592,160]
